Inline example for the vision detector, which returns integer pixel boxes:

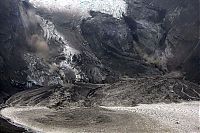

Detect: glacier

[29,0,127,18]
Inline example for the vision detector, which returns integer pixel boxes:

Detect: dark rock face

[80,0,200,83]
[0,0,28,102]
[81,11,134,56]
[126,0,200,82]
[81,12,161,79]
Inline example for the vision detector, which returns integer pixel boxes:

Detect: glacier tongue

[29,0,127,18]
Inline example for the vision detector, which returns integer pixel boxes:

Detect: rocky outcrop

[81,11,161,79]
[0,0,28,102]
[80,0,200,83]
[126,0,199,82]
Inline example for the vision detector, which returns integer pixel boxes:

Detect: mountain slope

[0,0,199,104]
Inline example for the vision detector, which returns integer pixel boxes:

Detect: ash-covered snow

[39,17,82,80]
[24,14,83,85]
[29,0,127,18]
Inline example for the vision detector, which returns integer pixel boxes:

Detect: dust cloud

[28,34,49,58]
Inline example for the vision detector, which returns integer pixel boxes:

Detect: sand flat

[1,102,199,133]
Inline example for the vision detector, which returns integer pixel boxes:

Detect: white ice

[29,0,127,18]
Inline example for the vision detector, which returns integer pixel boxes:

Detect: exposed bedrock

[80,11,161,79]
[125,0,200,82]
[0,0,28,103]
[80,0,200,83]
